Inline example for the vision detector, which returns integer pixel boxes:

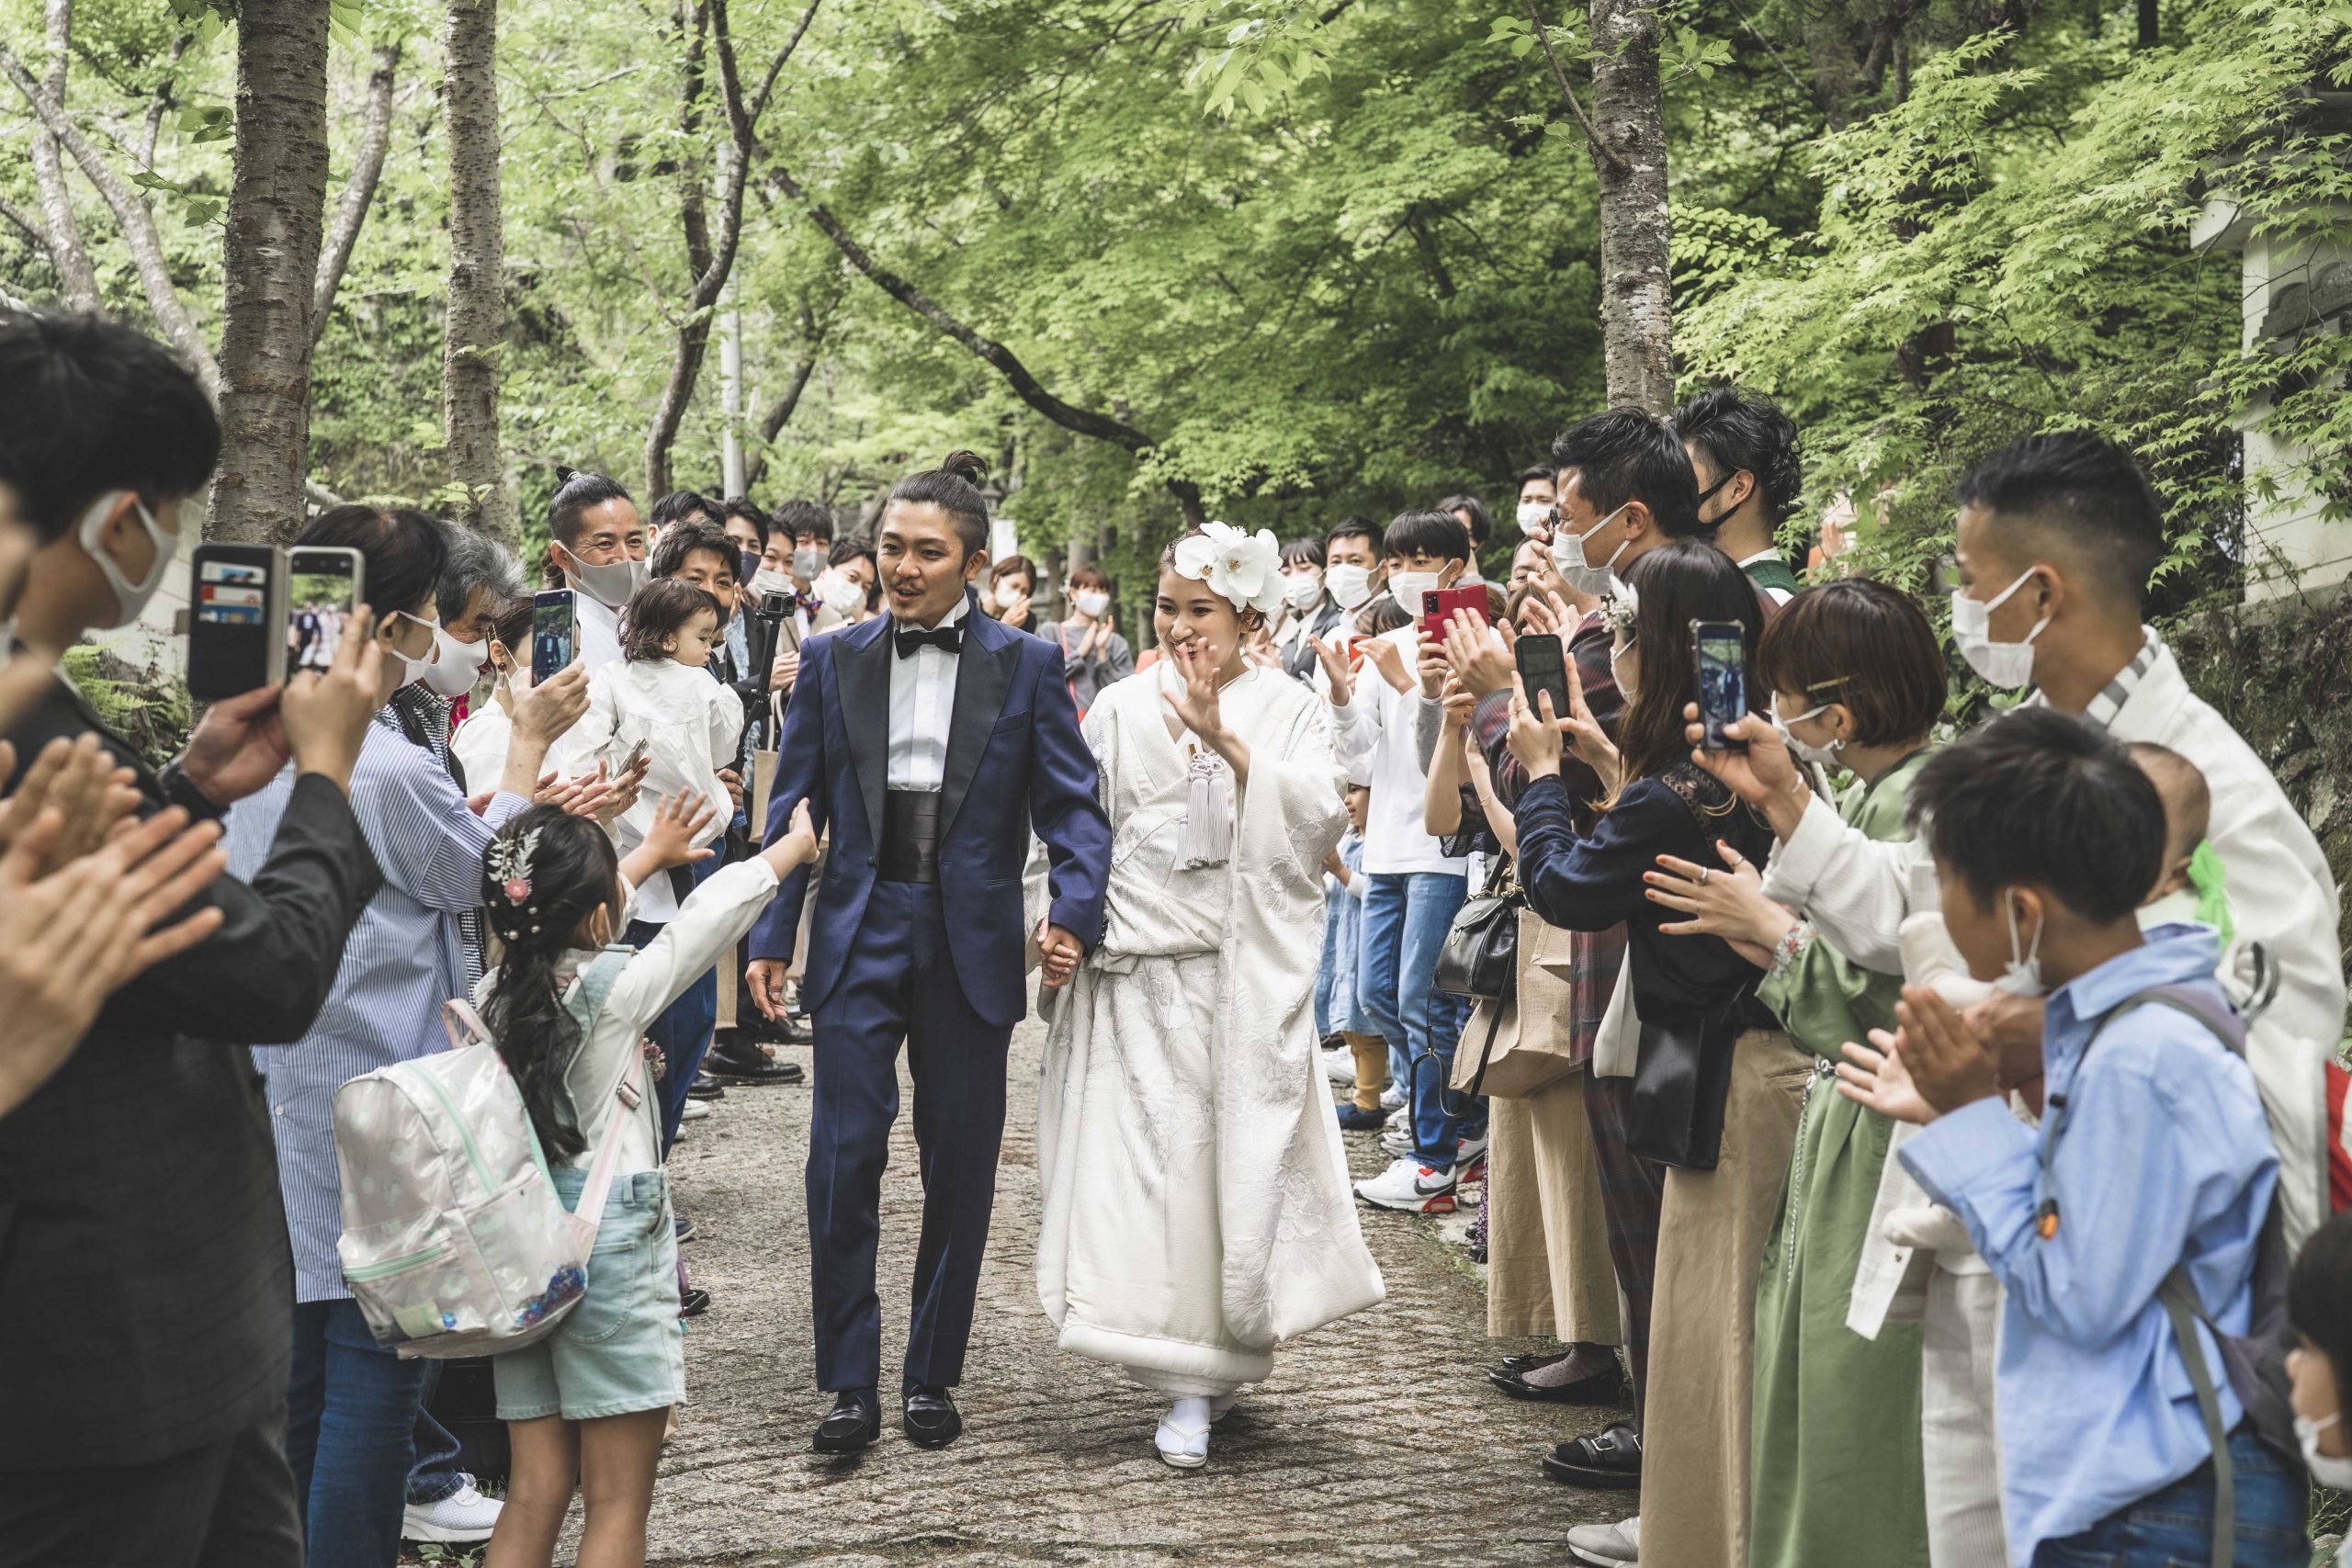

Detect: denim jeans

[2034,1427,2307,1567]
[1357,871,1484,1168]
[286,1298,433,1568]
[403,1362,467,1507]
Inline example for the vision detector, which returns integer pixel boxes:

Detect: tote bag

[1453,911,1589,1100]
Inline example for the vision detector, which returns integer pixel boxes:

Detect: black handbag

[1433,858,1520,1001]
[1623,993,1749,1170]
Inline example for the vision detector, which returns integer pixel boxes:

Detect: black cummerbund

[878,789,944,884]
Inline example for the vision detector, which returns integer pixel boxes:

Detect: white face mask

[1608,637,1637,703]
[1073,588,1111,619]
[1995,891,2045,997]
[2298,1413,2352,1491]
[79,491,179,629]
[748,567,793,601]
[1385,570,1440,608]
[1282,570,1324,611]
[1516,501,1553,537]
[382,612,441,689]
[559,546,647,610]
[791,546,826,581]
[419,627,490,698]
[978,581,1000,610]
[1951,569,2051,690]
[1326,562,1375,611]
[1549,503,1631,599]
[1771,697,1845,768]
[814,569,862,617]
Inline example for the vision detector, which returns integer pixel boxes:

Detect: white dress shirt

[888,596,967,791]
[574,592,623,673]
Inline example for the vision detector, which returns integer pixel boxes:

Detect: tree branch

[1528,2,1627,179]
[0,40,218,391]
[747,0,824,125]
[312,40,401,344]
[28,0,97,311]
[139,30,197,180]
[0,194,52,251]
[765,159,1205,526]
[741,324,825,496]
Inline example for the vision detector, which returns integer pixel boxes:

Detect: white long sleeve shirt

[887,596,966,791]
[1329,625,1465,879]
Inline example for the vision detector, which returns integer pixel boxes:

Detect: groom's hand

[1037,923,1083,988]
[747,958,790,1020]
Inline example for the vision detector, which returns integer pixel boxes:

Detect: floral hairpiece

[1170,522,1286,617]
[486,825,544,906]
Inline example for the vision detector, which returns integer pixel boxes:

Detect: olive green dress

[1747,750,1931,1568]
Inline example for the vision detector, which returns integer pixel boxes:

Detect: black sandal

[1543,1422,1642,1488]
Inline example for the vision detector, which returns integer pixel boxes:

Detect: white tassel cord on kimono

[1035,664,1386,1400]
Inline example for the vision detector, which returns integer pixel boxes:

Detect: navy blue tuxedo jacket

[748,593,1112,1027]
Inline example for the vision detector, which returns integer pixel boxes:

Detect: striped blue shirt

[224,708,528,1303]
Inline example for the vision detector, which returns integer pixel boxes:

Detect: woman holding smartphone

[1503,537,1809,1568]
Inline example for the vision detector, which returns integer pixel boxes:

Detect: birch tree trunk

[208,0,333,544]
[29,0,97,311]
[444,0,511,545]
[1588,0,1676,414]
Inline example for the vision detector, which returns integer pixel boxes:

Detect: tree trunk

[208,0,333,544]
[28,0,97,312]
[443,0,511,545]
[741,330,823,495]
[1587,0,1676,413]
[313,42,402,346]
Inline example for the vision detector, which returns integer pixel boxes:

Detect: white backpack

[332,951,640,1359]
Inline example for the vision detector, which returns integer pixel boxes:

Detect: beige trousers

[1487,1075,1624,1346]
[1345,1032,1388,1112]
[1637,1032,1810,1568]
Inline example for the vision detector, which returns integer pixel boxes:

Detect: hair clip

[486,825,545,905]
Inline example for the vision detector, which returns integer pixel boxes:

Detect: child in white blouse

[473,788,814,1568]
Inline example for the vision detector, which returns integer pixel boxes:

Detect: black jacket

[0,680,380,1469]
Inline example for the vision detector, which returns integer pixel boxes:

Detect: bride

[1035,523,1386,1469]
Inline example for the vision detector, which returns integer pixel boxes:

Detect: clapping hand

[1443,612,1515,697]
[1644,839,1793,967]
[1835,987,2001,1123]
[533,762,616,820]
[0,734,139,873]
[1308,634,1353,705]
[1358,631,1412,694]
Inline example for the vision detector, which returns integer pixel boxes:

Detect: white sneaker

[1379,1084,1408,1112]
[1353,1156,1458,1213]
[1456,1130,1490,1183]
[403,1481,503,1544]
[1379,1127,1416,1159]
[1566,1517,1639,1566]
[1320,1047,1356,1087]
[1384,1099,1409,1129]
[680,1098,713,1122]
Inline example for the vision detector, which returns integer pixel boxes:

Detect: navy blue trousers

[806,880,1012,1395]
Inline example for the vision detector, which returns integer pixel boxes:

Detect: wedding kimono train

[1035,662,1385,1403]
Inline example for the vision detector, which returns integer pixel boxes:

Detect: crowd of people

[0,305,2347,1568]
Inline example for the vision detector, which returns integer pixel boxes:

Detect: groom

[747,468,1111,1454]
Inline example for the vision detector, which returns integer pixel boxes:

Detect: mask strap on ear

[2187,840,2235,947]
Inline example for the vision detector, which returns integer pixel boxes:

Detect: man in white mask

[1513,463,1558,540]
[1712,432,2342,1253]
[545,468,647,671]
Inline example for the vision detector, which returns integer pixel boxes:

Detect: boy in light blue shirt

[1838,708,2294,1568]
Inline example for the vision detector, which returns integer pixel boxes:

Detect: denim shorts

[494,1168,684,1421]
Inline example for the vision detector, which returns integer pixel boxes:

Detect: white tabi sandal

[1155,1397,1213,1469]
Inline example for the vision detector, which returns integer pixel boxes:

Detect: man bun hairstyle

[1953,432,2165,610]
[1754,579,1946,746]
[481,806,624,1161]
[1671,386,1804,525]
[549,467,633,550]
[886,449,992,557]
[1907,705,2165,924]
[0,310,221,541]
[1551,407,1702,539]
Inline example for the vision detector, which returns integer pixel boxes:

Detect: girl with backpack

[476,788,814,1568]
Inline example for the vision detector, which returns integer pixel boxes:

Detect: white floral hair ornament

[1170,521,1286,617]
[486,825,544,907]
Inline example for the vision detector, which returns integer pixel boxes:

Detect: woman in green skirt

[1642,579,1947,1568]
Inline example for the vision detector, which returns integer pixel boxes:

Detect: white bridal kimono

[1036,664,1386,1395]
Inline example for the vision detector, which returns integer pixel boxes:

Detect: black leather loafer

[813,1389,881,1453]
[1493,1357,1625,1404]
[685,1075,725,1101]
[901,1385,962,1449]
[1543,1421,1642,1488]
[707,1039,802,1086]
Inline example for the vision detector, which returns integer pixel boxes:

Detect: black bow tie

[894,622,963,659]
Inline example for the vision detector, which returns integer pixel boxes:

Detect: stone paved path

[640,1008,1631,1566]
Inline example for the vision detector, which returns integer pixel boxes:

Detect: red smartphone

[1420,584,1487,645]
